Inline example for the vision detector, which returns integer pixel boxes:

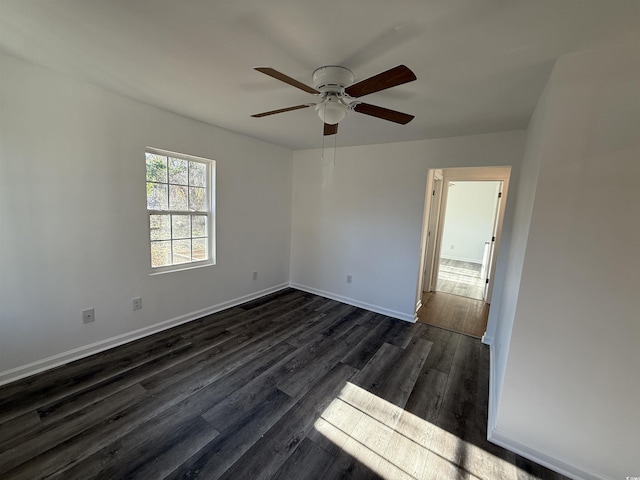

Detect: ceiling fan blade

[251,104,311,118]
[255,67,319,94]
[324,123,338,136]
[345,65,416,98]
[353,102,414,124]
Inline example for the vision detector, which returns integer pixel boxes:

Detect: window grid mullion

[166,156,172,212]
[190,215,194,261]
[187,161,191,212]
[147,210,208,216]
[169,213,174,264]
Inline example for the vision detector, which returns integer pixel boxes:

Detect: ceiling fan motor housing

[312,66,354,93]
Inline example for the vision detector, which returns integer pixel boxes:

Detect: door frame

[416,166,511,315]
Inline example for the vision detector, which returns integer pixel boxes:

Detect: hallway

[418,290,489,339]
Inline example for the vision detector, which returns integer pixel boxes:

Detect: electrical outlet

[82,308,95,324]
[346,275,352,284]
[252,271,258,280]
[132,297,142,311]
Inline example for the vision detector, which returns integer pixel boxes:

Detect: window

[145,148,215,272]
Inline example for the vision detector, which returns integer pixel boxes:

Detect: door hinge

[498,192,502,198]
[492,236,496,242]
[432,189,436,196]
[486,278,490,284]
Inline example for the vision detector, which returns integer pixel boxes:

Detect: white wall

[440,181,500,263]
[290,131,526,321]
[492,44,640,479]
[0,52,293,383]
[484,78,549,414]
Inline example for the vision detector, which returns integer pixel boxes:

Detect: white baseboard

[289,283,416,323]
[486,342,498,437]
[481,333,494,345]
[0,283,289,386]
[440,255,483,264]
[488,429,611,480]
[486,341,608,480]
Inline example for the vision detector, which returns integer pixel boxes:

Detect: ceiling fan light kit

[315,97,348,125]
[252,64,416,136]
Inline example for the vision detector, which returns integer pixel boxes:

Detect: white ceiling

[1,0,638,150]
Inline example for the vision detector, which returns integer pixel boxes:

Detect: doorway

[436,180,502,301]
[415,167,511,338]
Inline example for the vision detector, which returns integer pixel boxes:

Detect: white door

[423,176,443,292]
[483,182,503,301]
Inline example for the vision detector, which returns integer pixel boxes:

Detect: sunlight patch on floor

[315,382,517,479]
[438,265,484,286]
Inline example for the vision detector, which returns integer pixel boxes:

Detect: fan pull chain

[332,130,337,167]
[321,103,327,163]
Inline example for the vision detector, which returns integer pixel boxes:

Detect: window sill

[149,260,215,276]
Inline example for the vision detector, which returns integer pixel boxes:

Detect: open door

[422,171,443,293]
[483,182,503,301]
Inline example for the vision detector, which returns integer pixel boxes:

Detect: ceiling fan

[251,65,417,136]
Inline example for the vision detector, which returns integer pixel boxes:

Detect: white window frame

[145,147,216,274]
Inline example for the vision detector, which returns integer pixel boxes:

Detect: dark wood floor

[0,289,567,480]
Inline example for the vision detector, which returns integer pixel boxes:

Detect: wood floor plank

[382,317,422,349]
[307,388,365,458]
[167,389,296,480]
[322,435,385,480]
[418,324,461,374]
[67,416,218,480]
[0,383,147,477]
[53,397,221,480]
[341,318,404,370]
[351,339,432,411]
[0,334,191,424]
[515,455,569,480]
[202,321,364,431]
[403,368,449,423]
[4,343,294,480]
[381,428,431,479]
[440,334,481,419]
[236,288,301,310]
[277,324,368,400]
[225,295,325,334]
[33,339,195,423]
[219,363,358,480]
[284,303,357,348]
[418,291,489,338]
[315,308,373,344]
[271,437,333,480]
[0,411,42,447]
[139,328,273,391]
[140,305,323,392]
[0,289,570,480]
